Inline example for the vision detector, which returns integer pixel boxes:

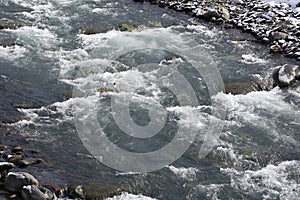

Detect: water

[0,0,300,199]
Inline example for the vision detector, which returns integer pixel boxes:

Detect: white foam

[214,88,300,146]
[240,54,267,64]
[221,160,300,199]
[0,45,28,62]
[105,192,157,200]
[262,0,299,8]
[7,26,60,49]
[167,165,198,181]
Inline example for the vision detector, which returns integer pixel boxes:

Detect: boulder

[21,185,47,200]
[273,64,300,87]
[0,162,15,172]
[4,172,39,193]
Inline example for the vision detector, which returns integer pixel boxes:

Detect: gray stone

[273,64,300,87]
[4,172,39,193]
[21,185,47,200]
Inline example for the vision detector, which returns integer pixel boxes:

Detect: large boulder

[21,185,47,200]
[4,172,39,193]
[273,64,300,87]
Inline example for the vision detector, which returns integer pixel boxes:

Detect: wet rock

[0,162,15,172]
[0,151,8,159]
[270,44,282,53]
[82,26,112,35]
[118,23,138,32]
[67,185,84,199]
[225,82,262,95]
[12,146,23,154]
[21,185,47,200]
[273,64,300,87]
[17,158,44,168]
[219,6,230,20]
[270,32,288,41]
[39,187,56,200]
[5,172,39,193]
[203,9,220,20]
[232,0,244,4]
[7,155,24,165]
[0,24,23,30]
[68,184,127,200]
[0,145,8,150]
[0,162,15,178]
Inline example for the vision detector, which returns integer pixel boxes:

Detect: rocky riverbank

[0,145,128,200]
[134,0,300,60]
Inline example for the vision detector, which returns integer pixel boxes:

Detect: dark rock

[0,24,23,30]
[118,24,138,32]
[0,162,15,179]
[0,145,7,150]
[0,162,15,172]
[203,9,221,20]
[5,172,39,193]
[0,151,8,159]
[12,146,23,154]
[68,184,127,200]
[67,185,84,199]
[7,155,24,164]
[225,82,262,95]
[270,44,282,53]
[39,187,56,200]
[17,158,43,168]
[82,26,112,35]
[270,32,288,41]
[21,185,47,200]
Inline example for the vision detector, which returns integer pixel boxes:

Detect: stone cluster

[134,0,300,60]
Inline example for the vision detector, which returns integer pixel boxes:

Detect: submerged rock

[4,172,39,193]
[68,183,127,200]
[225,81,262,95]
[273,64,300,87]
[17,158,44,168]
[118,23,139,32]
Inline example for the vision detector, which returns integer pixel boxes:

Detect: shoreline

[135,0,300,61]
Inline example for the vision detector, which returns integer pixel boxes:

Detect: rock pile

[134,0,300,60]
[0,145,126,200]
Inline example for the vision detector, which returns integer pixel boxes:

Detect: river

[0,0,299,199]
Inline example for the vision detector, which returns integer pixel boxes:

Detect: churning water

[1,0,299,199]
